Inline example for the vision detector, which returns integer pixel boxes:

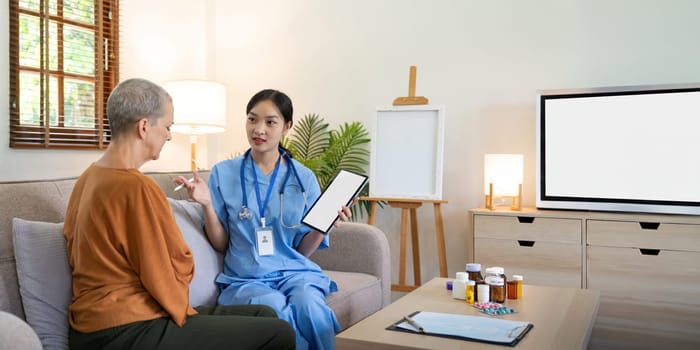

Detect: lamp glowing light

[484,154,523,210]
[163,80,226,171]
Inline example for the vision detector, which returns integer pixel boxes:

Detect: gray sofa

[0,171,390,349]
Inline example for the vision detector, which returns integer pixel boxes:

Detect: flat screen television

[536,83,700,215]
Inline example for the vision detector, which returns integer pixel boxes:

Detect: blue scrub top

[209,154,328,280]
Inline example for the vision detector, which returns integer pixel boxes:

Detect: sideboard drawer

[587,245,700,349]
[474,214,581,243]
[587,220,700,251]
[587,245,700,302]
[475,238,581,288]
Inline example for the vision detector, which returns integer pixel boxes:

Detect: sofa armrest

[310,222,391,307]
[0,311,42,350]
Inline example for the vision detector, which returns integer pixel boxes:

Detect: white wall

[208,0,700,284]
[3,0,700,284]
[119,0,213,173]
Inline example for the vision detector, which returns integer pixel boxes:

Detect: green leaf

[288,113,330,161]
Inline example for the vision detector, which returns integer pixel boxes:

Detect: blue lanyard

[241,149,282,228]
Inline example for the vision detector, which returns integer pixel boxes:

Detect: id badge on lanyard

[256,217,274,256]
[244,149,283,257]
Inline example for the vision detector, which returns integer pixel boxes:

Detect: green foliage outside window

[17,0,97,128]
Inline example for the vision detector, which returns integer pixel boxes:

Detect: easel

[361,197,448,292]
[366,66,445,292]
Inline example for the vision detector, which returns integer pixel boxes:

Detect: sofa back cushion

[0,179,76,318]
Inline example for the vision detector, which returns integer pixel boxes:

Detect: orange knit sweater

[64,164,197,332]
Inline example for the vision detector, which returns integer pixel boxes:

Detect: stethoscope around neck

[238,147,308,228]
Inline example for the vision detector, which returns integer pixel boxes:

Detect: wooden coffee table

[336,278,599,350]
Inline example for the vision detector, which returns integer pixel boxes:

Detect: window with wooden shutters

[9,0,118,149]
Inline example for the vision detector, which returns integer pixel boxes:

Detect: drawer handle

[639,222,660,230]
[518,240,536,247]
[639,248,660,256]
[517,216,535,224]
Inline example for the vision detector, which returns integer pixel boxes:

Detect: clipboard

[387,311,533,347]
[301,169,368,234]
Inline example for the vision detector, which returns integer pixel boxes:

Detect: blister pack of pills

[473,302,516,316]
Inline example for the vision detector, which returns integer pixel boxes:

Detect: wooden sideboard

[469,208,700,349]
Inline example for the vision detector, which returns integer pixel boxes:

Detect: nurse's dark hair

[246,89,294,157]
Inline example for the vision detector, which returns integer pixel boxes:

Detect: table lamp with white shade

[163,80,226,171]
[484,154,524,210]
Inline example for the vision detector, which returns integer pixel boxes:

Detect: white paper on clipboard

[302,169,368,234]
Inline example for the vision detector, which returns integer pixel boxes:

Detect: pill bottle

[484,266,507,285]
[465,280,475,304]
[477,283,490,303]
[512,275,523,299]
[485,275,505,303]
[466,263,484,282]
[466,263,484,301]
[452,272,468,300]
[507,280,518,299]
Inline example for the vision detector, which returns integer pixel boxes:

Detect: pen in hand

[403,315,426,333]
[174,177,195,192]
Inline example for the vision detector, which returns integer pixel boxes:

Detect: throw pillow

[168,198,223,307]
[12,218,70,350]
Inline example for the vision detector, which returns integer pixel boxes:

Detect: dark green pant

[69,305,295,350]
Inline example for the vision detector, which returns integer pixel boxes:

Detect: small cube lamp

[163,80,226,171]
[484,154,524,210]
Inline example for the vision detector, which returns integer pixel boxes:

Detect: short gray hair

[107,78,172,138]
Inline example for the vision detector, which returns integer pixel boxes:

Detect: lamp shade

[484,154,524,196]
[163,80,226,134]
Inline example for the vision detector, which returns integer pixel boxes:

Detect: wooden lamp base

[485,183,522,211]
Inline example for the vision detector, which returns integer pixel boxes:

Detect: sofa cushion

[324,270,382,330]
[12,218,70,350]
[0,311,43,350]
[167,198,223,307]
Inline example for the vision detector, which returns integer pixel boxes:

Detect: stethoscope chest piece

[239,206,252,220]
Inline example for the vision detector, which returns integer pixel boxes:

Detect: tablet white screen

[302,170,367,233]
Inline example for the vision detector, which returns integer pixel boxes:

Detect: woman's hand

[175,172,228,251]
[333,197,359,228]
[174,171,212,207]
[298,198,359,257]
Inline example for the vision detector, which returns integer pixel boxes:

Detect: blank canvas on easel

[370,105,445,200]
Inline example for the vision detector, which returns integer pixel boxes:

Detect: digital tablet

[302,169,368,234]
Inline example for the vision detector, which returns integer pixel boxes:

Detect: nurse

[177,89,352,350]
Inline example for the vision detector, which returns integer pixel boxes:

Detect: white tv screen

[536,85,700,215]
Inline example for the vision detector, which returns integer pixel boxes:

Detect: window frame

[9,0,119,149]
